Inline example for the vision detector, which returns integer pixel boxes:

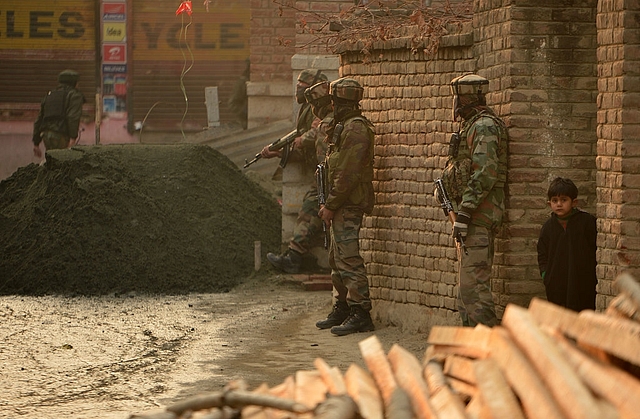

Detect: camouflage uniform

[288,115,329,255]
[325,111,375,311]
[33,70,85,151]
[445,74,508,327]
[267,72,329,273]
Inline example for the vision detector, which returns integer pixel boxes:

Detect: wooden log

[427,325,491,359]
[443,354,477,385]
[344,363,384,419]
[527,297,579,332]
[313,395,360,419]
[501,304,602,419]
[446,376,477,402]
[314,358,347,395]
[387,343,438,419]
[529,298,640,369]
[128,412,177,419]
[574,310,640,367]
[294,369,329,417]
[464,394,492,419]
[472,358,526,419]
[614,273,640,311]
[488,327,565,419]
[606,294,640,322]
[241,383,270,419]
[358,335,398,407]
[550,329,640,419]
[266,376,297,419]
[423,360,469,419]
[428,344,489,360]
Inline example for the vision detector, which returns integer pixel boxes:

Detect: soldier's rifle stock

[434,178,468,255]
[243,129,298,168]
[316,163,329,249]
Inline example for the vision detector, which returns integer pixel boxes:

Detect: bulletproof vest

[41,88,69,133]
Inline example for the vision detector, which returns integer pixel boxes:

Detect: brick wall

[337,0,602,331]
[595,0,640,308]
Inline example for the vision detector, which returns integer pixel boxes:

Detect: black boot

[266,249,302,274]
[315,301,350,329]
[330,306,375,336]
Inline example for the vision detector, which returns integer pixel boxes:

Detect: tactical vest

[326,115,375,213]
[442,110,508,202]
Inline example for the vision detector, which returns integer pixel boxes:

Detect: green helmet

[58,69,79,86]
[297,69,328,85]
[304,81,330,103]
[330,77,364,102]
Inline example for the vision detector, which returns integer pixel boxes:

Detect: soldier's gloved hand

[452,211,471,241]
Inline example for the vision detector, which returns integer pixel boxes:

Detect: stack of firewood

[131,273,640,419]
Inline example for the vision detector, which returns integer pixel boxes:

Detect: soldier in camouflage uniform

[265,69,329,273]
[316,78,376,336]
[442,74,508,327]
[33,70,85,158]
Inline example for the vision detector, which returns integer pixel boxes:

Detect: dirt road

[0,275,429,419]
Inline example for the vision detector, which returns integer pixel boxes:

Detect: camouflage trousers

[328,207,371,311]
[289,189,323,255]
[41,130,71,150]
[456,223,498,327]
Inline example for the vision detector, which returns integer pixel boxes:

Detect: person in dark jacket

[33,70,85,158]
[537,177,598,311]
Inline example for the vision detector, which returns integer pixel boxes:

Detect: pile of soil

[0,144,282,295]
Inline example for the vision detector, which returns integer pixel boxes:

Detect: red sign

[104,3,125,14]
[103,43,126,63]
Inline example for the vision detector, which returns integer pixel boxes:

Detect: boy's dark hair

[547,177,578,200]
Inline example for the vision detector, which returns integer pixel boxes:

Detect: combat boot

[266,249,302,274]
[315,300,350,329]
[330,306,375,336]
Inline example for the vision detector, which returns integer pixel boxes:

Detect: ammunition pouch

[448,132,461,158]
[442,157,472,202]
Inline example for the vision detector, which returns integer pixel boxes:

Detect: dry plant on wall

[273,0,472,60]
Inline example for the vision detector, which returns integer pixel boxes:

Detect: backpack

[41,88,69,134]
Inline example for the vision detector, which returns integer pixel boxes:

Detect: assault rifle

[243,129,298,168]
[434,178,468,255]
[316,163,330,249]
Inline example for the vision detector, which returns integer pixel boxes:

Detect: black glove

[452,211,471,242]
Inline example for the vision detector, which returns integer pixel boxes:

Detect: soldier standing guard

[264,69,328,273]
[317,78,376,336]
[441,74,509,327]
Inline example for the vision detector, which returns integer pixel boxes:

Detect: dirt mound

[0,144,282,295]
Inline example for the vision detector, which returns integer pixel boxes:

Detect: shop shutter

[0,0,96,120]
[130,0,250,132]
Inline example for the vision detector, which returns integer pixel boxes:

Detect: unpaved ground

[0,274,429,419]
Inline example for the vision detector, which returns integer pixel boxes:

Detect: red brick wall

[250,0,297,82]
[337,0,602,330]
[595,0,640,308]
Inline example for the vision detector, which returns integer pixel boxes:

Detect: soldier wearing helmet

[265,70,330,274]
[316,77,376,336]
[441,73,508,327]
[32,70,86,158]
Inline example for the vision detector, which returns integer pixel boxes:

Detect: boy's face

[548,195,578,218]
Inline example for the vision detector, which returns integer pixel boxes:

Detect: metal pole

[94,0,102,144]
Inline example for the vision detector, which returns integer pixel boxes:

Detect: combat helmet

[297,69,328,85]
[450,73,489,97]
[450,73,489,119]
[330,77,364,103]
[304,81,331,107]
[58,69,80,86]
